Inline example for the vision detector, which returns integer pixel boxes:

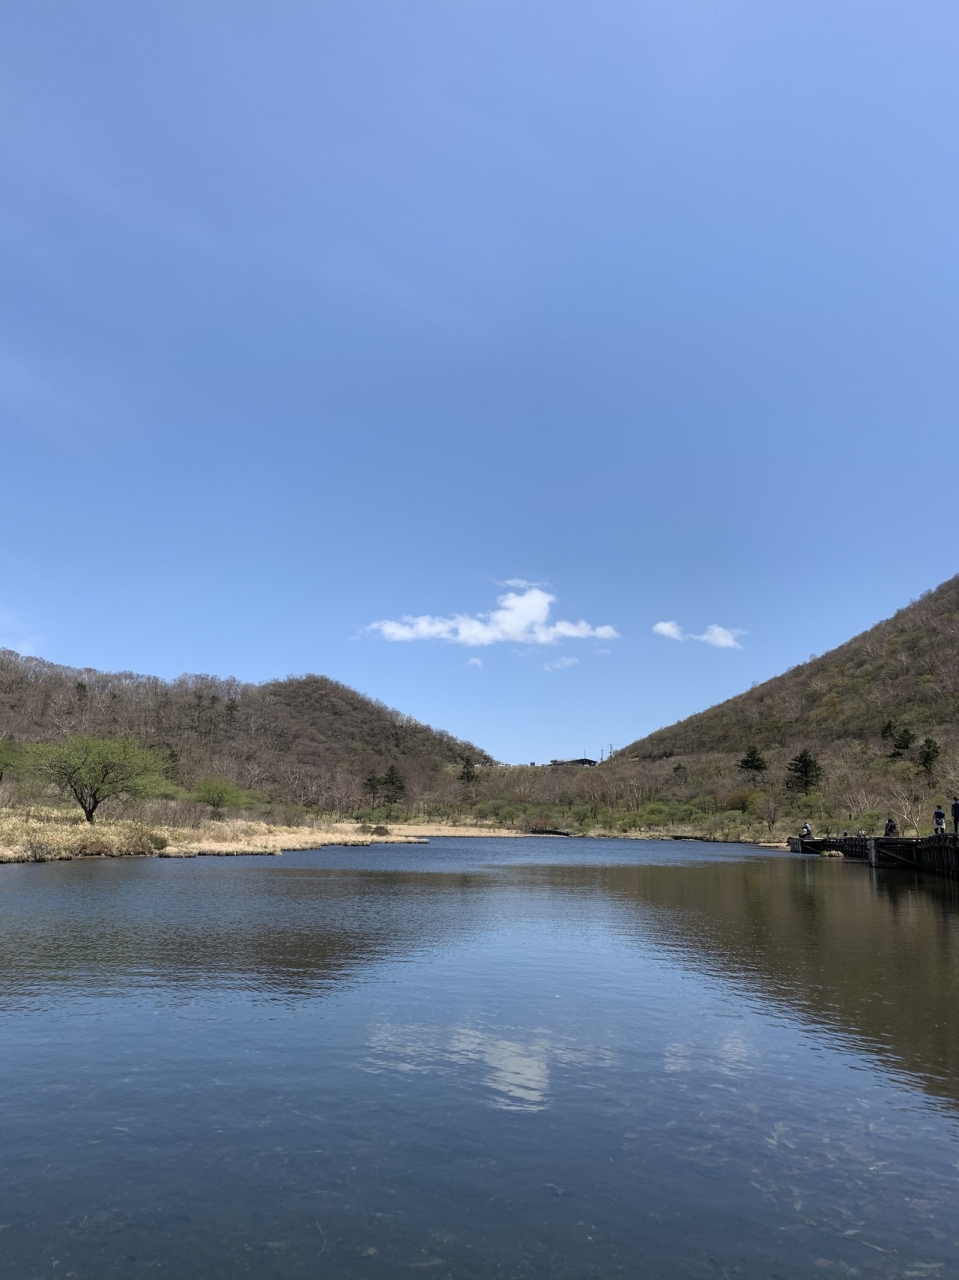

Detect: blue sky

[2,1,958,763]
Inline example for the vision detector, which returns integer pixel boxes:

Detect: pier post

[867,839,877,867]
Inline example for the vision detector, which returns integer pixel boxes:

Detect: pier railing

[788,833,959,880]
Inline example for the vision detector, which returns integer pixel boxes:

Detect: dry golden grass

[161,820,428,857]
[0,807,162,861]
[0,808,434,863]
[347,821,524,839]
[1,808,768,864]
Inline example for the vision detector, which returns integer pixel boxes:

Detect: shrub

[639,802,671,828]
[194,778,247,816]
[725,788,757,814]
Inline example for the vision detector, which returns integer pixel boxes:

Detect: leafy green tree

[880,719,895,741]
[382,764,406,809]
[785,748,823,794]
[194,777,246,816]
[738,745,767,777]
[26,735,162,823]
[917,737,940,783]
[889,727,916,759]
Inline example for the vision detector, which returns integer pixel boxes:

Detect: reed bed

[0,808,427,862]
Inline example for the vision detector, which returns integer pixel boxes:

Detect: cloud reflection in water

[367,1022,615,1111]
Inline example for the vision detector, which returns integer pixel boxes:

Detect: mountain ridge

[0,648,492,807]
[620,574,959,761]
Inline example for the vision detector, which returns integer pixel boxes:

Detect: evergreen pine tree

[917,737,940,783]
[738,745,767,777]
[363,770,382,810]
[785,748,823,794]
[382,764,406,808]
[890,727,916,758]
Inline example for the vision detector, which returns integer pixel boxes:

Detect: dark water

[3,839,959,1279]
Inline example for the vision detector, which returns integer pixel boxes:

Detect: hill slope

[0,650,491,806]
[622,574,959,760]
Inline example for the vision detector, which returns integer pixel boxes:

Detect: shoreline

[0,814,791,864]
[0,817,524,863]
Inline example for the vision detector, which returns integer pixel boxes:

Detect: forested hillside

[0,650,491,810]
[621,575,959,761]
[3,575,957,841]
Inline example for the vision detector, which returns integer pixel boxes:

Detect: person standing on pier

[884,817,898,836]
[934,804,947,835]
[952,797,959,834]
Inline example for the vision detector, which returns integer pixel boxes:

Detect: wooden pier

[788,832,959,880]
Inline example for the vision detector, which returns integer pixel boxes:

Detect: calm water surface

[3,838,959,1278]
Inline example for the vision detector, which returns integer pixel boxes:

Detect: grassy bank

[0,803,795,863]
[0,807,438,863]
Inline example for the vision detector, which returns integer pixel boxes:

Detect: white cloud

[653,620,745,650]
[653,620,685,641]
[467,657,483,667]
[544,656,578,671]
[692,624,744,649]
[369,588,619,648]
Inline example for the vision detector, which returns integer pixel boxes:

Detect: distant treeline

[2,724,956,839]
[0,649,490,814]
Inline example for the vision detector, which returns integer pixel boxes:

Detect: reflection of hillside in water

[0,867,497,1000]
[507,858,959,1108]
[4,856,959,1108]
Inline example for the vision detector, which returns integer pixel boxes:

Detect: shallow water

[3,838,959,1278]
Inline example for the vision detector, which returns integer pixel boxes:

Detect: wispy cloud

[467,657,483,667]
[544,655,577,671]
[694,624,744,649]
[0,611,42,656]
[653,620,745,649]
[369,588,619,648]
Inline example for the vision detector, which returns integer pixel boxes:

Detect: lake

[3,837,959,1278]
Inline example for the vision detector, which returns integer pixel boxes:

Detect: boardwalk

[789,832,959,880]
